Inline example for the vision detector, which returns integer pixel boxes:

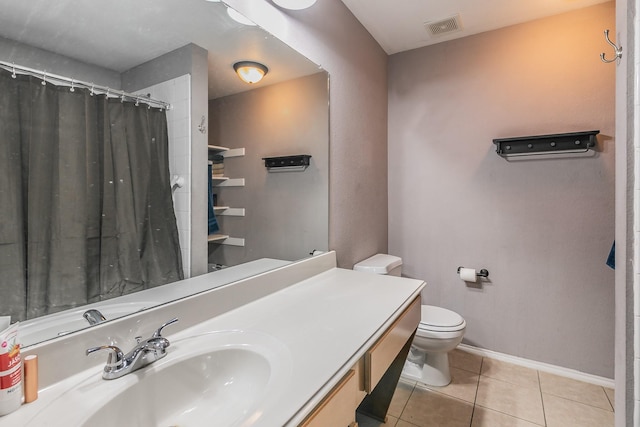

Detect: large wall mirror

[0,0,329,346]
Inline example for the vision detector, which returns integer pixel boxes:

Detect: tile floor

[357,349,615,427]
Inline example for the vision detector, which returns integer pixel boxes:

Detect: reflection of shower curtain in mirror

[0,69,184,321]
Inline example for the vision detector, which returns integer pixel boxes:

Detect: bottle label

[0,324,20,391]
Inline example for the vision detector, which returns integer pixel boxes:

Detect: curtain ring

[120,91,126,103]
[11,63,16,79]
[90,83,95,96]
[70,79,75,92]
[41,72,47,86]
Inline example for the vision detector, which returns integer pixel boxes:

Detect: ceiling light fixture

[233,61,268,84]
[272,0,317,10]
[226,7,256,26]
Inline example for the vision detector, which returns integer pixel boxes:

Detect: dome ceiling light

[233,61,269,84]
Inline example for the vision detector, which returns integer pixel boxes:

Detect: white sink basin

[26,330,292,427]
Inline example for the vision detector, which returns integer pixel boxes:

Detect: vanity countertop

[0,257,424,426]
[185,267,425,426]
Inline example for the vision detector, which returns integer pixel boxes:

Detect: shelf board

[222,148,245,158]
[207,233,229,242]
[206,235,245,246]
[215,178,245,187]
[207,145,229,153]
[217,207,245,217]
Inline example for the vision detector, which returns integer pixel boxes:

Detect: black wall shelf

[263,155,312,172]
[493,130,599,158]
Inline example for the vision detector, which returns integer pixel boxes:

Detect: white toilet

[353,254,466,387]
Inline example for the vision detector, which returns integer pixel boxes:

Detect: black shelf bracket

[493,130,599,158]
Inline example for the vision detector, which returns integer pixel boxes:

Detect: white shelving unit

[208,145,245,246]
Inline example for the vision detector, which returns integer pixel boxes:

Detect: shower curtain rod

[0,60,171,110]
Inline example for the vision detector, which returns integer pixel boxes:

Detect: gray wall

[0,36,120,88]
[388,3,616,378]
[208,73,329,266]
[224,0,389,269]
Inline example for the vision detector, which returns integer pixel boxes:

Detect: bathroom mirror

[0,0,329,346]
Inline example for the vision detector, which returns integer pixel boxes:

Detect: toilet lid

[419,305,465,330]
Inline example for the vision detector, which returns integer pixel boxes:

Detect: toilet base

[401,350,452,387]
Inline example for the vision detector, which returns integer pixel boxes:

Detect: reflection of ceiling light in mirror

[226,7,256,26]
[272,0,318,10]
[233,61,269,84]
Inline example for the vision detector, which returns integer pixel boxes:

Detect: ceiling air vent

[425,14,462,37]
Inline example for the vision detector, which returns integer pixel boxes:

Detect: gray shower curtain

[0,69,183,321]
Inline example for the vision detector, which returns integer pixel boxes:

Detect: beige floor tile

[400,387,473,427]
[604,387,615,410]
[388,379,415,418]
[476,376,545,425]
[420,366,479,403]
[395,420,419,427]
[539,371,612,411]
[480,358,540,389]
[471,406,544,427]
[543,393,615,427]
[449,348,483,374]
[356,413,398,427]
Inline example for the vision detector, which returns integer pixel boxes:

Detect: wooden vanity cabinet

[300,296,421,426]
[300,370,358,427]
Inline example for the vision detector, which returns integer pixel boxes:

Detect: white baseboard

[458,343,615,389]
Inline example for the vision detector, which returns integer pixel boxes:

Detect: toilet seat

[418,305,465,333]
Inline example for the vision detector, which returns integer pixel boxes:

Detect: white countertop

[184,267,425,426]
[0,255,424,426]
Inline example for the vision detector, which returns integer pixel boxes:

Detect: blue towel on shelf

[208,163,219,234]
[606,241,615,270]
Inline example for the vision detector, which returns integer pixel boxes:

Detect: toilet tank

[353,254,403,276]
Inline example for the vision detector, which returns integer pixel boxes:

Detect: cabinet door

[300,370,357,427]
[365,296,421,393]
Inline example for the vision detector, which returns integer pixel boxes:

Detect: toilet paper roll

[459,268,477,282]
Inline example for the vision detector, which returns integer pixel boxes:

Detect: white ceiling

[340,0,613,55]
[0,0,321,99]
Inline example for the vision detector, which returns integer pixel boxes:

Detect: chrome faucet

[86,318,178,380]
[83,309,106,325]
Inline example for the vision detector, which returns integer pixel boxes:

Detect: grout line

[602,386,615,412]
[537,370,548,426]
[468,356,485,426]
[397,380,417,425]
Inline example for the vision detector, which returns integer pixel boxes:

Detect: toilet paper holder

[457,266,489,278]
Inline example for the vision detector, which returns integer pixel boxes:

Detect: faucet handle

[152,317,179,338]
[86,345,125,369]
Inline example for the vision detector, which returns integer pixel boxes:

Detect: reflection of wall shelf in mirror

[207,145,229,153]
[208,145,246,247]
[214,207,245,217]
[207,234,245,246]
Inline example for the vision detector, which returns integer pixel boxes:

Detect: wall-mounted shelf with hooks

[263,154,311,172]
[493,130,599,158]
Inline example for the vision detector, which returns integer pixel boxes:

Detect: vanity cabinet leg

[356,330,416,422]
